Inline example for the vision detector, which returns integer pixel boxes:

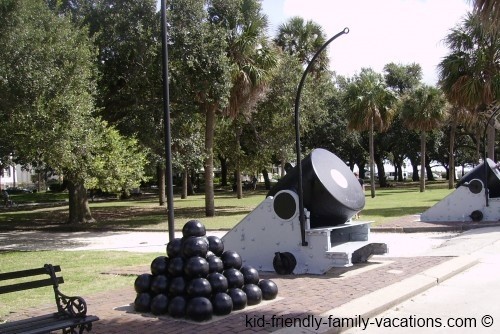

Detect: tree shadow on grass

[0,206,69,229]
[90,205,252,229]
[0,199,254,230]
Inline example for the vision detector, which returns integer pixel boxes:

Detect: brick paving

[371,214,500,232]
[4,255,450,334]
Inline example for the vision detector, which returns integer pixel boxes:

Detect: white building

[1,165,35,189]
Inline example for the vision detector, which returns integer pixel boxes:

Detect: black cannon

[222,148,386,274]
[267,148,365,228]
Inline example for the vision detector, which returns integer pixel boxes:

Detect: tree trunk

[187,170,195,196]
[358,162,366,179]
[420,131,426,192]
[262,168,271,190]
[487,121,495,160]
[204,105,216,217]
[67,179,93,224]
[369,114,376,198]
[181,167,188,199]
[375,155,387,187]
[12,166,16,188]
[236,168,242,199]
[37,172,42,192]
[474,132,481,163]
[157,163,166,206]
[425,153,434,181]
[395,161,403,181]
[449,120,456,189]
[411,160,419,181]
[219,155,228,187]
[235,129,243,199]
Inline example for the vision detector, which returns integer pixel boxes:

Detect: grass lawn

[361,183,453,226]
[0,250,160,321]
[0,182,454,231]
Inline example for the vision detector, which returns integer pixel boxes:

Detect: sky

[157,0,472,85]
[261,0,472,85]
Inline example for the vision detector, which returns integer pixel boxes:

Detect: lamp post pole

[161,0,175,241]
[294,27,349,247]
[482,106,500,207]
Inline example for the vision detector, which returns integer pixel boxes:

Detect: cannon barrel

[267,148,365,228]
[456,158,500,198]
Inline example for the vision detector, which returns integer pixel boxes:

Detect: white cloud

[278,0,471,85]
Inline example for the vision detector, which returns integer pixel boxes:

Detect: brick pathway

[5,255,450,334]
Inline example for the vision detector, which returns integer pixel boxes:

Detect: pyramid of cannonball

[133,220,279,322]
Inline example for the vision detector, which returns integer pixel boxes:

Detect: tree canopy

[0,0,147,223]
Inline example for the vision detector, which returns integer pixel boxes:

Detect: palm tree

[212,0,277,199]
[343,68,396,198]
[401,85,448,192]
[438,12,499,160]
[446,105,475,189]
[470,0,499,29]
[274,16,327,73]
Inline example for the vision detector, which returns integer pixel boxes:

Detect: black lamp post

[161,0,175,241]
[294,27,349,247]
[482,106,500,207]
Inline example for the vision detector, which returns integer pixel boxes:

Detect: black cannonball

[168,276,186,297]
[206,250,215,259]
[221,250,242,270]
[167,257,184,277]
[184,256,209,279]
[207,255,224,273]
[211,292,233,316]
[150,275,168,295]
[186,297,213,322]
[240,265,260,285]
[182,220,206,238]
[166,238,183,258]
[207,272,228,293]
[186,278,212,298]
[207,235,224,256]
[258,279,278,300]
[223,268,244,289]
[150,256,169,276]
[134,273,152,293]
[228,288,247,310]
[181,236,209,259]
[134,292,151,312]
[242,284,262,306]
[150,293,169,315]
[168,295,187,318]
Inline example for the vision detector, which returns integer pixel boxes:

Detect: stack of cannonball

[133,220,279,322]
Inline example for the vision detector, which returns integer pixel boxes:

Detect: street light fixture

[294,27,349,247]
[161,0,175,241]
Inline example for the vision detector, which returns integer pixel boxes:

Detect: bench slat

[0,266,61,281]
[0,314,62,331]
[0,314,99,334]
[0,277,64,294]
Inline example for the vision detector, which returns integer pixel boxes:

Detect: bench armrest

[58,294,88,317]
[43,264,88,317]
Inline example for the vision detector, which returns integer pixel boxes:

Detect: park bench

[0,264,99,334]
